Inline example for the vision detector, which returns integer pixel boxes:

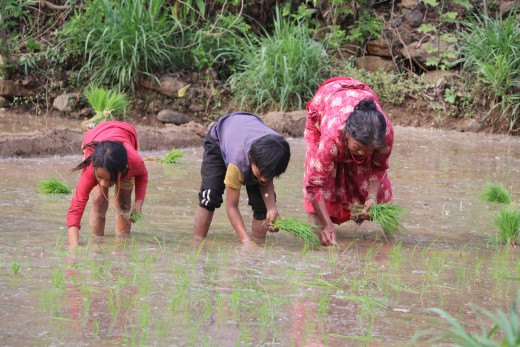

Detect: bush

[62,0,180,91]
[227,7,331,112]
[459,15,520,132]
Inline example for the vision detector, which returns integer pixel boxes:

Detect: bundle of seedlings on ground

[480,182,514,204]
[162,148,184,164]
[350,202,407,237]
[493,206,520,246]
[271,218,320,247]
[84,86,130,128]
[38,177,72,194]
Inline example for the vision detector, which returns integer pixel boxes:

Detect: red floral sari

[303,77,394,224]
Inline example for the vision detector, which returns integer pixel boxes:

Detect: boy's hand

[266,208,280,232]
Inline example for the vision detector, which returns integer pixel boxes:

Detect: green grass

[481,183,514,204]
[38,177,72,194]
[227,7,331,112]
[272,217,320,247]
[494,207,520,245]
[351,202,407,236]
[84,86,130,126]
[162,148,184,164]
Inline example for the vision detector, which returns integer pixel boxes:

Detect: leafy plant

[424,289,520,345]
[345,11,384,44]
[62,0,180,90]
[228,7,331,112]
[494,207,520,246]
[38,177,72,194]
[272,217,320,247]
[480,183,514,204]
[162,148,184,164]
[84,86,130,127]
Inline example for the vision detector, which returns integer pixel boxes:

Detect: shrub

[494,207,520,246]
[227,7,331,112]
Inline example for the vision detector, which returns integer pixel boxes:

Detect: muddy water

[1,126,520,346]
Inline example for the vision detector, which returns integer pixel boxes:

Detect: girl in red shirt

[67,121,148,246]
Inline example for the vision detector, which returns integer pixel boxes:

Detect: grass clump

[84,86,130,127]
[38,178,72,194]
[494,207,520,246]
[423,289,520,345]
[162,148,184,164]
[481,183,514,204]
[272,218,320,247]
[351,202,407,236]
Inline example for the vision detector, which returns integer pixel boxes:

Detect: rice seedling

[271,218,320,247]
[481,182,514,204]
[84,86,130,127]
[350,202,407,236]
[493,206,520,245]
[162,147,184,164]
[38,177,72,194]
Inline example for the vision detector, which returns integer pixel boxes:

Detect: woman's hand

[320,223,337,246]
[266,208,280,232]
[129,199,144,223]
[359,197,377,222]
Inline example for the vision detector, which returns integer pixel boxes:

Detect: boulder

[262,110,307,137]
[141,74,188,98]
[0,80,34,98]
[157,109,191,125]
[401,40,457,65]
[402,8,423,27]
[355,56,395,73]
[52,93,80,112]
[366,39,391,57]
[0,96,9,106]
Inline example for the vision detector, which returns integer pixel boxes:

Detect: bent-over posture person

[303,77,394,246]
[193,112,291,244]
[67,121,148,246]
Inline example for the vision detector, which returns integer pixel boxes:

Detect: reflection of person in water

[303,77,394,246]
[67,121,148,247]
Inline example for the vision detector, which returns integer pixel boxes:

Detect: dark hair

[71,141,129,183]
[249,134,291,179]
[344,98,387,147]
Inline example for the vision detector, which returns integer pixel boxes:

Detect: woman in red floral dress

[303,77,394,246]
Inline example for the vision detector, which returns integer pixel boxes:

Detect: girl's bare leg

[89,185,109,236]
[115,186,133,236]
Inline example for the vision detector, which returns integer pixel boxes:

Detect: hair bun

[354,98,377,111]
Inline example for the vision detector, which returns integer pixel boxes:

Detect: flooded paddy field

[1,126,520,346]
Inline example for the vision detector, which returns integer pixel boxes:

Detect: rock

[398,0,418,9]
[463,118,486,133]
[157,109,190,125]
[0,80,34,97]
[402,8,423,27]
[355,56,395,73]
[52,93,80,112]
[0,96,9,106]
[262,110,307,137]
[421,70,457,85]
[141,74,188,98]
[401,40,457,65]
[500,1,518,17]
[366,39,391,57]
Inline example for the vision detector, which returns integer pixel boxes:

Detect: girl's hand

[129,200,144,223]
[266,208,280,232]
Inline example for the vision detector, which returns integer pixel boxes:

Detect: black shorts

[198,133,268,220]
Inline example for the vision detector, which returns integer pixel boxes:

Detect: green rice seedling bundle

[162,148,184,164]
[494,206,520,245]
[481,182,514,204]
[351,202,407,236]
[84,86,130,127]
[38,177,72,194]
[272,218,320,247]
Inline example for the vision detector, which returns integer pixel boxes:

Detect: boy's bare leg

[89,185,109,236]
[251,218,267,241]
[115,187,133,236]
[193,206,214,240]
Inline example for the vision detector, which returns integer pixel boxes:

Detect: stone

[0,96,9,106]
[398,0,418,9]
[401,40,457,65]
[354,56,395,73]
[463,118,487,133]
[157,109,190,125]
[500,1,518,17]
[141,74,188,98]
[420,70,457,85]
[52,93,80,112]
[402,8,423,27]
[262,110,307,137]
[0,80,34,97]
[366,39,391,57]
